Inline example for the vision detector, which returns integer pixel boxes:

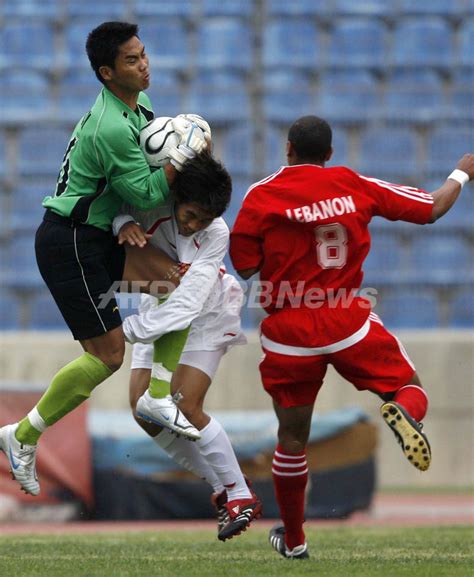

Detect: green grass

[0,526,472,577]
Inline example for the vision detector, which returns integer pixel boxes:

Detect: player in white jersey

[113,153,262,541]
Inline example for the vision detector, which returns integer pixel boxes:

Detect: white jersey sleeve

[122,220,229,344]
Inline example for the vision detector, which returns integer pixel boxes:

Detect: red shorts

[259,308,415,409]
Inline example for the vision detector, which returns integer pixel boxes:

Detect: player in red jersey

[229,115,474,559]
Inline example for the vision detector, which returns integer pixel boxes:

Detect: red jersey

[230,164,433,318]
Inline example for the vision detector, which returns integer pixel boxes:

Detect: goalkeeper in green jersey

[0,22,209,496]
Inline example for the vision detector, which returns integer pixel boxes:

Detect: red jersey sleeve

[229,191,264,272]
[358,174,434,224]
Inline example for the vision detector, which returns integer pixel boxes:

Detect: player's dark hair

[288,115,332,163]
[86,22,139,84]
[173,152,232,217]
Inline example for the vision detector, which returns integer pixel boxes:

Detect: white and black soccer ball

[139,116,180,169]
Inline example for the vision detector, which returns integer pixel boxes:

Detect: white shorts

[131,346,225,380]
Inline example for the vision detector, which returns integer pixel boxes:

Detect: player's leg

[172,351,261,541]
[332,313,431,471]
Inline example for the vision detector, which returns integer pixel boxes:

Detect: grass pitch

[0,525,472,577]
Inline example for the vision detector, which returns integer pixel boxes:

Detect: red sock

[272,444,308,550]
[393,385,428,422]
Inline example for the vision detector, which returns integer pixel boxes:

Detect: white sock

[153,429,224,493]
[196,417,251,501]
[27,407,48,433]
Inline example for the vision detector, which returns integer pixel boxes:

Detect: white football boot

[136,391,201,441]
[0,423,40,496]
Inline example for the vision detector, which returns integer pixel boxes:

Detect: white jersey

[113,200,247,351]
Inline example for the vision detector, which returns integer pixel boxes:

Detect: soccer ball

[139,116,180,169]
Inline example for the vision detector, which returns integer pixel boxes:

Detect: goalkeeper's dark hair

[86,22,139,84]
[288,115,332,163]
[173,152,232,217]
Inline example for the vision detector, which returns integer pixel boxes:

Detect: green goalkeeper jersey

[43,88,169,231]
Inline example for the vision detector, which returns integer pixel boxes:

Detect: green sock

[148,328,190,399]
[16,352,112,445]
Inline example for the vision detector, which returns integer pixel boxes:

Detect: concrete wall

[1,330,473,489]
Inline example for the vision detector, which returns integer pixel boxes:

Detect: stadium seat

[1,22,56,70]
[425,124,474,176]
[223,177,253,230]
[409,235,472,286]
[434,188,474,231]
[333,0,394,18]
[392,18,454,69]
[0,289,21,330]
[397,0,463,17]
[317,70,379,125]
[0,70,51,122]
[356,127,418,181]
[10,180,56,233]
[196,18,253,71]
[135,0,195,18]
[265,0,328,17]
[142,70,183,117]
[56,69,100,120]
[262,70,315,124]
[187,71,251,125]
[363,232,407,286]
[17,127,71,177]
[379,290,441,329]
[4,236,43,290]
[262,19,320,70]
[449,290,474,328]
[202,0,253,16]
[328,127,351,167]
[382,69,444,125]
[28,291,67,330]
[63,19,100,69]
[459,19,474,69]
[0,130,6,178]
[216,123,254,178]
[66,0,128,17]
[264,124,287,175]
[449,68,474,123]
[2,0,62,20]
[327,19,387,69]
[138,21,190,71]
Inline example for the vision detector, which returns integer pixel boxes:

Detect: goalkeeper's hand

[175,113,212,146]
[172,116,208,154]
[168,144,196,172]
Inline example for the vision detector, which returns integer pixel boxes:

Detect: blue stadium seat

[449,290,474,328]
[327,19,387,69]
[435,189,474,231]
[17,127,71,177]
[217,123,254,178]
[262,19,320,70]
[363,232,407,282]
[459,19,474,68]
[0,130,6,178]
[357,127,418,181]
[1,23,56,70]
[328,127,350,167]
[135,0,194,18]
[382,69,444,125]
[63,20,99,69]
[142,70,183,117]
[264,124,287,175]
[139,21,190,71]
[2,0,62,20]
[223,177,252,230]
[10,180,55,233]
[187,71,251,125]
[67,0,128,17]
[263,70,314,124]
[197,18,252,71]
[0,289,21,330]
[28,291,66,330]
[318,70,379,125]
[409,235,472,285]
[449,68,474,122]
[392,18,454,69]
[202,0,253,16]
[397,0,463,17]
[265,0,328,17]
[426,125,474,176]
[4,236,43,290]
[333,0,394,17]
[56,69,99,120]
[0,70,51,121]
[379,290,441,329]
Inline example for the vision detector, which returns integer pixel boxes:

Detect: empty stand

[263,70,315,124]
[28,291,67,330]
[196,18,253,71]
[379,290,441,329]
[17,127,71,177]
[327,18,387,69]
[262,19,320,70]
[138,21,190,71]
[426,124,474,176]
[449,290,474,328]
[1,22,56,70]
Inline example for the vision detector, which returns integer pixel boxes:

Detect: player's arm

[428,154,474,223]
[122,227,229,344]
[229,198,264,280]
